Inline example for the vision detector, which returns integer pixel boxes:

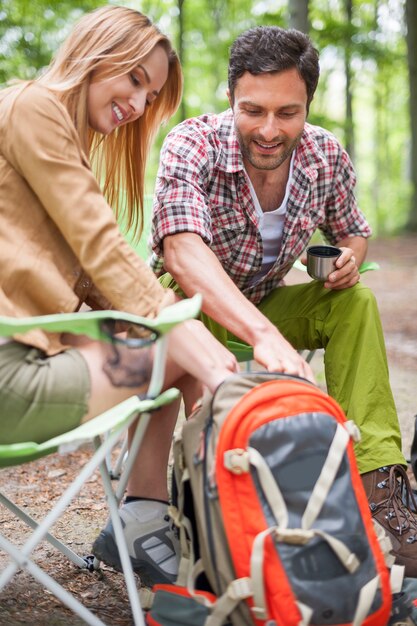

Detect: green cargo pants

[161,274,405,474]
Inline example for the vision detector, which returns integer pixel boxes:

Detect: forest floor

[0,234,416,625]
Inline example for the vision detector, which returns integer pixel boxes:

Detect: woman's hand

[167,319,238,393]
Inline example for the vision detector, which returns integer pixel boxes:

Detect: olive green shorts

[0,342,90,445]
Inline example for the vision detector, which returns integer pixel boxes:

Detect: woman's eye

[130,73,140,86]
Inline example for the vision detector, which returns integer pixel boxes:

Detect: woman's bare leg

[125,373,202,500]
[74,339,202,501]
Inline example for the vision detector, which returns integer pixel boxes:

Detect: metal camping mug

[306,245,342,281]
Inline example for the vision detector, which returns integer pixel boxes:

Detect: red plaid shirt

[150,109,371,305]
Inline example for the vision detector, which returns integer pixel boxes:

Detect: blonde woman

[0,6,237,586]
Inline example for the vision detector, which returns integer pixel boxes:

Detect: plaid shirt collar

[210,108,329,181]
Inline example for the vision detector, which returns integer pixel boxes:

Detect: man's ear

[226,88,233,108]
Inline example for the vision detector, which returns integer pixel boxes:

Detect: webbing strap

[169,459,194,588]
[250,527,276,620]
[352,575,380,626]
[246,447,289,528]
[250,523,360,621]
[250,524,358,621]
[297,601,313,626]
[307,530,359,573]
[345,420,361,442]
[390,563,405,594]
[176,513,195,588]
[187,559,216,609]
[372,519,396,568]
[273,527,359,573]
[204,578,253,626]
[302,423,349,530]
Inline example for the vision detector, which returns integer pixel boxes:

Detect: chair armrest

[0,294,202,345]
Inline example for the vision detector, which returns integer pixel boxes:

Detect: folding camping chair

[0,295,201,626]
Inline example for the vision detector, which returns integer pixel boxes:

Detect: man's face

[229,67,308,171]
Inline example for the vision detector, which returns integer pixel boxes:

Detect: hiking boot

[362,465,417,578]
[92,500,179,587]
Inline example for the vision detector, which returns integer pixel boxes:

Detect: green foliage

[0,0,412,235]
[0,0,103,85]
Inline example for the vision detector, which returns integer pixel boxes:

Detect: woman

[0,6,237,586]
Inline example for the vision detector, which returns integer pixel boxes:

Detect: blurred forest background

[1,0,416,239]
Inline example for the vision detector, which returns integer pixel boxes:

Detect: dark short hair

[228,26,320,111]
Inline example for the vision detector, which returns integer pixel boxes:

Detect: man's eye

[246,109,261,115]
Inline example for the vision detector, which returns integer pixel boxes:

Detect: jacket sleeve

[4,84,167,319]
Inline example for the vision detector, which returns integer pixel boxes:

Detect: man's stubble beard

[237,130,303,171]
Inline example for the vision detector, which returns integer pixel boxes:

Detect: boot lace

[372,465,417,542]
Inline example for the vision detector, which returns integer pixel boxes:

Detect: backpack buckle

[227,577,252,600]
[224,448,250,474]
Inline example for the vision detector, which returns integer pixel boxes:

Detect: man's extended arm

[163,231,315,382]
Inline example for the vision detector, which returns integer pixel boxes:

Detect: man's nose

[259,114,280,141]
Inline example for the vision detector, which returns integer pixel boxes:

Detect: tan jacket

[0,82,169,354]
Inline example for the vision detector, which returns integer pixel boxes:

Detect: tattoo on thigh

[102,345,152,388]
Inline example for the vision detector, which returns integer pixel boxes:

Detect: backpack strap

[225,446,288,527]
[225,422,351,532]
[170,432,195,588]
[351,574,380,626]
[204,577,253,626]
[302,423,350,529]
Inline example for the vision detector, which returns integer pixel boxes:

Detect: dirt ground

[0,235,416,625]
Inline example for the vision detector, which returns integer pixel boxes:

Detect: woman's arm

[5,84,165,318]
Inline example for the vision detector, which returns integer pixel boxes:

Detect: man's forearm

[337,235,368,267]
[163,232,275,345]
[163,232,315,381]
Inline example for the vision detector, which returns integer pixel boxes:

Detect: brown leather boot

[362,465,417,578]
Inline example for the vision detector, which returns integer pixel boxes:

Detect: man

[149,26,417,576]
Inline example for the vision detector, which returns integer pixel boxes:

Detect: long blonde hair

[38,5,182,239]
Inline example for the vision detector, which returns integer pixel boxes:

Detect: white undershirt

[246,153,295,283]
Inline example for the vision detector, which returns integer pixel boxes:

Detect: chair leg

[304,349,316,364]
[0,412,145,625]
[0,492,88,569]
[0,534,105,626]
[97,453,146,626]
[109,435,128,480]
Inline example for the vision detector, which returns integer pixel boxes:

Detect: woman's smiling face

[87,43,169,135]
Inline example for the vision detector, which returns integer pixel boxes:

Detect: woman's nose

[129,91,147,119]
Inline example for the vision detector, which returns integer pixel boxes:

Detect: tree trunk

[288,0,309,33]
[406,0,417,231]
[344,0,355,161]
[177,0,187,122]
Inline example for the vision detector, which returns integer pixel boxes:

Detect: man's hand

[253,332,316,384]
[324,246,360,290]
[300,237,368,291]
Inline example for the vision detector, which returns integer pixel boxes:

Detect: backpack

[147,372,394,626]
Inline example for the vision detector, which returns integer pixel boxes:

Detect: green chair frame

[0,295,201,626]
